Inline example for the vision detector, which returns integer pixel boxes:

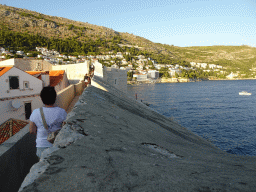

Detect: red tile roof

[0,119,28,144]
[26,70,65,87]
[25,71,49,80]
[25,71,48,75]
[0,67,12,77]
[49,70,65,87]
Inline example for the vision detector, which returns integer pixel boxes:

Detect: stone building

[0,58,53,71]
[93,61,127,93]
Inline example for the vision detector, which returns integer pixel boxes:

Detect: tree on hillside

[127,71,133,80]
[163,71,171,78]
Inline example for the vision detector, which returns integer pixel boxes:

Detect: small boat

[239,91,252,95]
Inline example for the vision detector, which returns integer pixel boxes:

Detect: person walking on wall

[83,74,89,87]
[29,86,67,159]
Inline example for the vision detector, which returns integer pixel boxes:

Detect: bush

[6,55,12,59]
[68,24,74,30]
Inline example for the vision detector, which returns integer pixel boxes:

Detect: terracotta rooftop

[49,70,65,87]
[26,71,48,80]
[0,67,12,77]
[0,118,28,144]
[26,70,65,87]
[25,71,49,76]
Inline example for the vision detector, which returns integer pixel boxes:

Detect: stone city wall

[74,82,84,96]
[93,61,104,78]
[55,85,75,111]
[0,81,84,192]
[0,124,38,192]
[18,76,256,192]
[103,67,127,93]
[93,61,127,92]
[52,62,90,84]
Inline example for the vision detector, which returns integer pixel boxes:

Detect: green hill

[1,4,256,77]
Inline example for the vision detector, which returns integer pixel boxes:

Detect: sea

[127,80,256,156]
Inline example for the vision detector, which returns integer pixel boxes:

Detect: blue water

[127,80,256,156]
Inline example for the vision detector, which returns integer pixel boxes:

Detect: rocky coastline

[127,77,256,85]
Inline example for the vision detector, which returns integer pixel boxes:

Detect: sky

[0,0,256,47]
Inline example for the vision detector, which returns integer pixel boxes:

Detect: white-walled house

[16,51,24,55]
[154,64,162,70]
[226,72,237,79]
[196,63,202,68]
[0,67,43,125]
[169,69,181,77]
[200,63,208,69]
[127,64,133,70]
[0,47,5,52]
[121,59,128,64]
[190,62,196,67]
[209,64,217,69]
[147,70,159,79]
[133,74,147,81]
[58,54,68,59]
[137,55,145,59]
[26,70,69,93]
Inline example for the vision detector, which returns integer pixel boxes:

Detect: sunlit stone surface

[19,76,256,192]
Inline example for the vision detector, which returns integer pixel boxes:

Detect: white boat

[239,91,252,95]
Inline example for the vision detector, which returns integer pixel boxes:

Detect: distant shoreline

[127,78,256,85]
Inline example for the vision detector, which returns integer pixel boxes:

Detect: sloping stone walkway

[19,76,256,192]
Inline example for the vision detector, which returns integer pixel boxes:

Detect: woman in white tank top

[29,87,67,159]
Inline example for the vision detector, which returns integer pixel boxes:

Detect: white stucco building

[209,64,217,69]
[26,70,69,93]
[200,63,208,69]
[147,70,159,79]
[226,72,237,79]
[133,74,148,81]
[190,62,196,67]
[0,67,43,125]
[169,69,181,77]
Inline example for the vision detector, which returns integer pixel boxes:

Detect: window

[36,63,42,71]
[24,81,29,89]
[115,79,117,84]
[9,76,19,89]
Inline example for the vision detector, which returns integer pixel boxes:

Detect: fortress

[0,62,256,191]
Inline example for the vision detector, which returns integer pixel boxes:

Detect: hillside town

[0,46,234,83]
